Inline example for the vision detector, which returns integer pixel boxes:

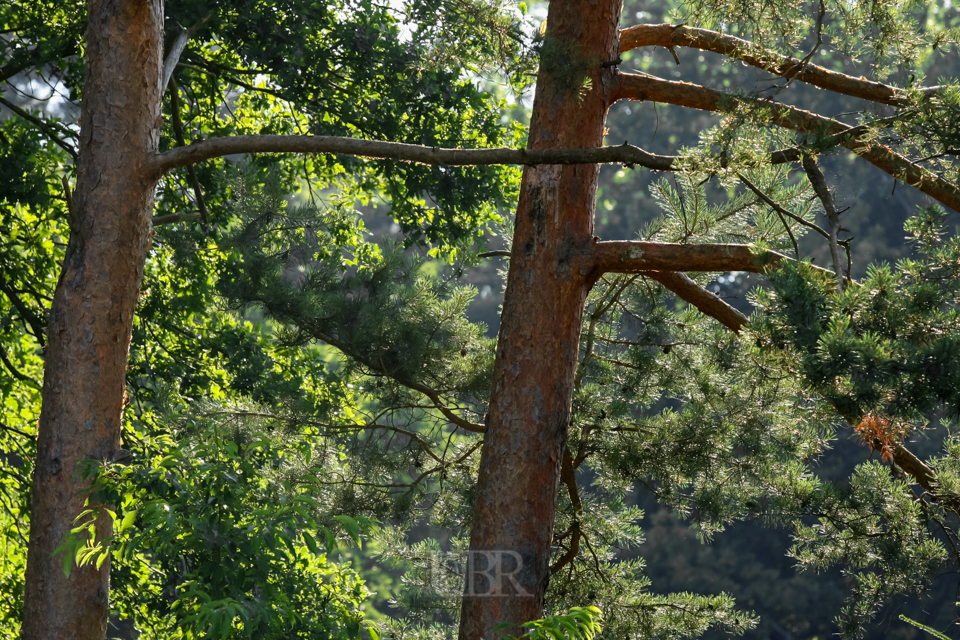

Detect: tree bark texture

[458,0,622,637]
[21,1,163,638]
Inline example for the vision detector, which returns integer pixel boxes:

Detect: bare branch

[148,135,684,177]
[801,154,845,291]
[618,23,940,106]
[644,271,748,332]
[151,212,201,226]
[0,96,77,160]
[614,73,960,213]
[168,78,209,225]
[161,25,191,95]
[161,16,211,94]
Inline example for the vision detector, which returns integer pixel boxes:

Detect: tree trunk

[20,1,163,638]
[458,0,621,637]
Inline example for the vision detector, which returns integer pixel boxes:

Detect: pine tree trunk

[20,1,163,638]
[458,0,621,637]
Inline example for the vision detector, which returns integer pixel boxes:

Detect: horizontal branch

[147,134,683,177]
[644,271,749,332]
[591,241,793,275]
[615,73,960,213]
[152,212,201,226]
[619,23,940,106]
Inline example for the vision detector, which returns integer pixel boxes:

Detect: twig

[551,450,583,575]
[619,22,940,107]
[168,78,209,225]
[0,96,77,160]
[736,171,823,261]
[0,275,46,347]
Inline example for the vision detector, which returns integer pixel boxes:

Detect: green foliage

[59,405,372,639]
[158,0,526,246]
[754,205,960,423]
[498,606,603,640]
[0,117,69,638]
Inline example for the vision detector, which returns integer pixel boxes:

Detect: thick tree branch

[614,73,960,213]
[618,24,940,106]
[152,212,201,226]
[147,135,683,177]
[589,240,812,277]
[891,444,938,497]
[887,443,960,514]
[147,133,805,183]
[644,271,748,332]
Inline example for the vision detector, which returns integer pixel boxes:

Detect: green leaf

[302,530,320,555]
[334,515,361,545]
[119,509,137,533]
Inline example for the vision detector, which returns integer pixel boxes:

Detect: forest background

[3,0,960,638]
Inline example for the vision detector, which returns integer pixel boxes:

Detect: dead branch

[801,154,845,291]
[168,78,209,224]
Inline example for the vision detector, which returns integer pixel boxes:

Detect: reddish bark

[20,1,163,638]
[457,0,622,636]
[590,240,794,274]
